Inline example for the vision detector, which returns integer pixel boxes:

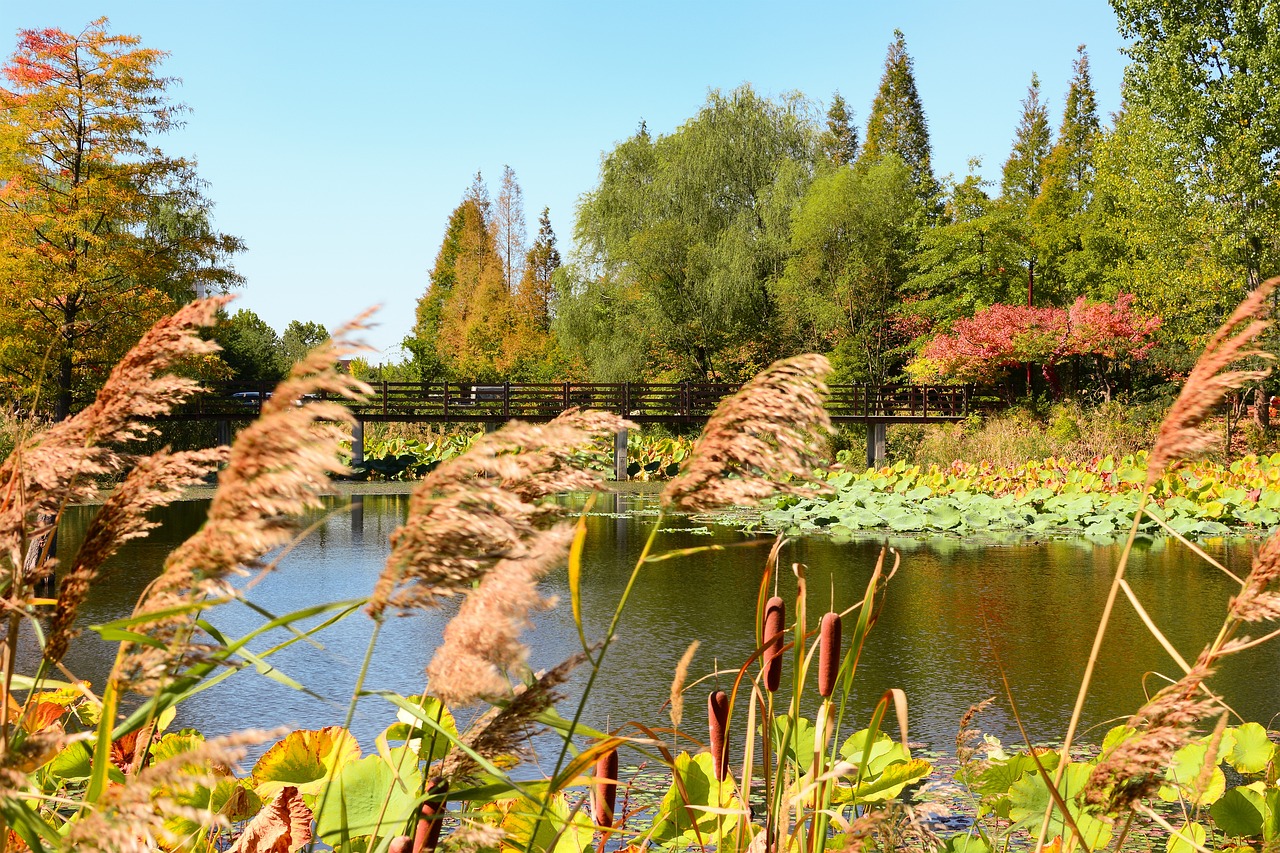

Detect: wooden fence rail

[176,382,985,424]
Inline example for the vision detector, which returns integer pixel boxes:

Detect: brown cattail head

[708,690,730,781]
[593,747,619,829]
[763,595,785,693]
[412,777,449,853]
[818,612,842,698]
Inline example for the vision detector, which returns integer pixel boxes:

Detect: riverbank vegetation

[0,281,1279,851]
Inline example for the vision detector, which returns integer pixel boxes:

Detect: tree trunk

[1255,385,1270,431]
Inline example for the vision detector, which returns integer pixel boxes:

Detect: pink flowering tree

[908,295,1161,397]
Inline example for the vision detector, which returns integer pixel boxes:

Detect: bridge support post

[216,419,231,448]
[351,419,364,467]
[614,428,628,481]
[866,423,886,469]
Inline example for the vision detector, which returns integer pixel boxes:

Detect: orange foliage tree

[0,18,242,418]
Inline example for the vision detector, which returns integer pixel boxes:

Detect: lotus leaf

[252,726,361,800]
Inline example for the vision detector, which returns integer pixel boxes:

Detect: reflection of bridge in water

[176,381,991,474]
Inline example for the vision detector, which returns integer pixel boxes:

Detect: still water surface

[32,491,1280,758]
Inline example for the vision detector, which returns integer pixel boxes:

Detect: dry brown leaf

[227,785,313,853]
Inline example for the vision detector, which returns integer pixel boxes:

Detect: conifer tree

[820,92,858,166]
[517,208,561,330]
[1033,47,1106,303]
[492,165,527,290]
[1001,74,1053,307]
[861,30,937,202]
[1001,74,1053,205]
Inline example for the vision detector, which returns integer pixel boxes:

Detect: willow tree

[569,87,815,380]
[0,19,241,417]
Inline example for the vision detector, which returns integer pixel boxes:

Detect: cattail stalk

[763,595,785,692]
[708,690,730,781]
[593,748,618,829]
[818,612,842,699]
[412,777,448,853]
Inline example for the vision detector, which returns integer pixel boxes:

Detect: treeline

[405,9,1280,398]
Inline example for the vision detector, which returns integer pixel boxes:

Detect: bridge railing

[180,381,979,422]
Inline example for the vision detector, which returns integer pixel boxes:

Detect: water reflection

[37,492,1279,759]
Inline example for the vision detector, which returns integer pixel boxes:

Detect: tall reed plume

[1145,276,1278,487]
[369,408,631,705]
[118,314,374,693]
[661,354,833,512]
[0,297,229,581]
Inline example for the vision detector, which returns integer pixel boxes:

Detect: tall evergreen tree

[517,208,561,330]
[1001,74,1053,205]
[860,30,937,202]
[1001,74,1053,307]
[1033,47,1107,303]
[492,165,527,290]
[820,92,858,167]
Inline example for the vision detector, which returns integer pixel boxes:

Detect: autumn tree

[820,92,858,167]
[407,193,512,381]
[492,165,527,290]
[0,19,242,417]
[860,30,938,204]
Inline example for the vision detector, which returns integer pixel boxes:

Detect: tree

[1111,0,1280,289]
[214,309,285,384]
[773,156,922,383]
[0,19,242,417]
[1032,47,1107,304]
[860,30,938,203]
[407,194,513,381]
[516,208,561,330]
[570,88,814,380]
[1000,74,1053,307]
[492,165,527,290]
[280,320,329,366]
[820,92,858,167]
[908,295,1160,398]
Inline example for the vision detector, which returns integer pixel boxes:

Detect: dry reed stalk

[63,728,276,852]
[0,297,228,579]
[669,641,699,730]
[708,690,730,781]
[439,654,583,782]
[661,354,833,512]
[818,612,841,699]
[763,595,785,693]
[117,315,373,693]
[369,409,633,619]
[44,447,226,665]
[1145,276,1278,487]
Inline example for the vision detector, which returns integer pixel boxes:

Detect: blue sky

[1,1,1129,358]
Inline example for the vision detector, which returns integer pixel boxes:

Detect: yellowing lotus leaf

[251,727,361,800]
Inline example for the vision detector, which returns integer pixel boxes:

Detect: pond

[25,490,1279,762]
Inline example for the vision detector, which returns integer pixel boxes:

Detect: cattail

[708,690,730,781]
[389,837,412,853]
[762,595,785,692]
[412,777,449,853]
[818,612,842,698]
[593,747,618,828]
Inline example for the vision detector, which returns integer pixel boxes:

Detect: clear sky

[1,1,1129,358]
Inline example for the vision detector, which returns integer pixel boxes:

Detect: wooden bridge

[179,381,983,472]
[184,381,978,424]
